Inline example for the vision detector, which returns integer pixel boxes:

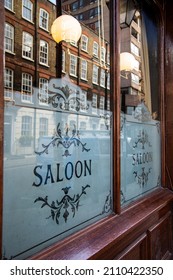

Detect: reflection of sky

[49,0,56,4]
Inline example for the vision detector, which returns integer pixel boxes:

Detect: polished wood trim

[148,211,173,259]
[158,2,166,187]
[30,188,173,260]
[165,0,173,190]
[115,233,148,260]
[111,0,121,214]
[0,2,4,259]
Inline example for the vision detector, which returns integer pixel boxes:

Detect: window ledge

[22,56,34,62]
[39,63,50,68]
[30,188,173,260]
[5,51,15,55]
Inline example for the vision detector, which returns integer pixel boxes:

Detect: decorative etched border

[133,129,152,149]
[35,123,90,157]
[133,167,152,188]
[34,185,90,224]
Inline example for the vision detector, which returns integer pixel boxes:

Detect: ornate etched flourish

[48,85,89,111]
[46,75,90,111]
[102,191,111,213]
[133,167,152,188]
[121,190,126,204]
[133,129,152,149]
[34,185,90,224]
[35,123,90,157]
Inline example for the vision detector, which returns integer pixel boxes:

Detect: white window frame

[107,98,110,111]
[131,42,139,56]
[80,90,87,112]
[81,35,88,52]
[4,68,13,100]
[107,72,110,90]
[93,41,98,57]
[39,117,48,137]
[39,78,49,105]
[21,116,33,147]
[22,0,33,22]
[92,64,99,84]
[134,59,140,71]
[100,69,105,88]
[81,59,87,80]
[5,23,14,54]
[101,46,106,63]
[39,8,49,31]
[100,96,105,112]
[22,32,33,60]
[21,73,32,103]
[5,0,14,11]
[70,54,77,77]
[92,93,97,114]
[62,50,65,73]
[131,73,140,84]
[39,40,49,66]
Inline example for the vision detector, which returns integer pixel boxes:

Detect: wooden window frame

[5,0,14,12]
[22,0,33,23]
[5,22,14,54]
[22,32,33,61]
[39,8,49,31]
[39,39,49,66]
[1,0,173,260]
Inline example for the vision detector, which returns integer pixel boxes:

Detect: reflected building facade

[120,10,142,115]
[4,0,110,157]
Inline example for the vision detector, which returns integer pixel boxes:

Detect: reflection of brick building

[120,11,142,114]
[4,0,110,156]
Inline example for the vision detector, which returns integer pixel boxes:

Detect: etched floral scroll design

[102,191,112,214]
[39,75,90,112]
[34,185,90,224]
[35,122,90,157]
[133,167,152,188]
[48,84,89,111]
[133,129,152,149]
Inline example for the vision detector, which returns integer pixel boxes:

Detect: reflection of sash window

[21,73,32,103]
[4,68,13,100]
[92,93,97,114]
[39,78,48,105]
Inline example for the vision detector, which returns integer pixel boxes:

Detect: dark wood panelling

[115,234,147,260]
[148,212,173,259]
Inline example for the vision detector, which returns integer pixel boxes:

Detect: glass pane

[120,0,161,205]
[3,0,112,259]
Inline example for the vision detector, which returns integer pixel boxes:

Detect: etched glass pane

[120,0,161,205]
[3,0,112,259]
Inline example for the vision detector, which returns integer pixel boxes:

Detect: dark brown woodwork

[148,212,173,259]
[115,234,148,260]
[111,0,121,214]
[30,188,173,260]
[0,2,4,260]
[165,0,173,190]
[0,0,173,261]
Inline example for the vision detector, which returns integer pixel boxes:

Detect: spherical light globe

[51,15,82,44]
[120,52,136,71]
